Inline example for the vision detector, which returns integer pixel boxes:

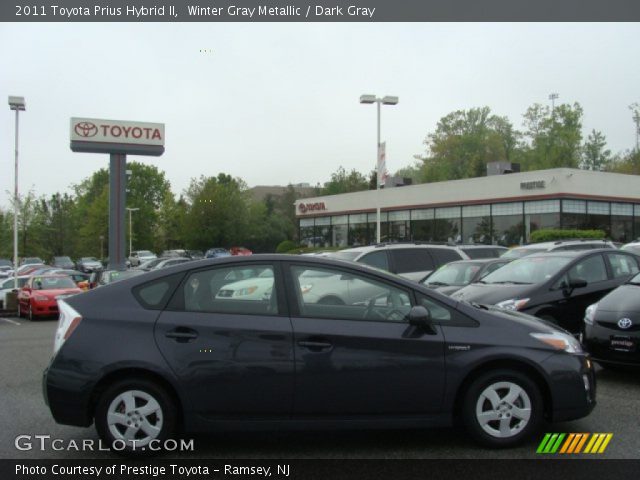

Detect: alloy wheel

[106,390,164,447]
[475,381,532,438]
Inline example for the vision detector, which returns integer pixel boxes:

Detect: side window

[181,265,277,315]
[607,253,640,279]
[358,251,389,271]
[430,248,463,268]
[568,255,608,284]
[390,249,435,274]
[133,272,185,310]
[290,265,411,322]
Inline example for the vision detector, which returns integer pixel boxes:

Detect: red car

[17,275,83,320]
[230,246,252,256]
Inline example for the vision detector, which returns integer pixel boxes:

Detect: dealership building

[294,168,640,248]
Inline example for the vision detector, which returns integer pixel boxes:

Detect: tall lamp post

[8,96,25,290]
[549,93,559,115]
[126,207,140,258]
[359,94,398,243]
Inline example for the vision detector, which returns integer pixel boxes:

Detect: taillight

[54,300,83,355]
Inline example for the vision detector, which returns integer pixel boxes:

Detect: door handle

[165,328,199,342]
[298,340,333,352]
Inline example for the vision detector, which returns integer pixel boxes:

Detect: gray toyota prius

[43,254,596,453]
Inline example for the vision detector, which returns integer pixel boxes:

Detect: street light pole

[8,96,25,290]
[549,93,559,115]
[126,207,140,258]
[360,94,398,244]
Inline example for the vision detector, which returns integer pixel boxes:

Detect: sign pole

[108,153,127,271]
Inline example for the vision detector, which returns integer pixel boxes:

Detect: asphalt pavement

[1,317,639,459]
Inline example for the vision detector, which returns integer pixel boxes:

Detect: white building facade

[294,169,640,247]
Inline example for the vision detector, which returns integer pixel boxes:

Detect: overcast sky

[1,23,639,206]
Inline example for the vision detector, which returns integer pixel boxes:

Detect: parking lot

[1,316,639,460]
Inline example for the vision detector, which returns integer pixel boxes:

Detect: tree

[522,102,584,170]
[182,174,251,250]
[580,130,611,171]
[417,107,520,182]
[322,166,369,195]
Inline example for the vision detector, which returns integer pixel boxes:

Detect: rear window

[390,249,435,274]
[133,272,184,310]
[358,251,390,271]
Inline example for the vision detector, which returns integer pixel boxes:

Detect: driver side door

[286,263,446,416]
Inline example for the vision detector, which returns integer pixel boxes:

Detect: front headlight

[496,298,530,311]
[531,332,583,354]
[584,303,598,326]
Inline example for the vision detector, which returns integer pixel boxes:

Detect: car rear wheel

[95,379,177,454]
[462,369,543,448]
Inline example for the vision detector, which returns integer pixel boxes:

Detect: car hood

[451,283,536,305]
[596,284,640,313]
[474,303,566,334]
[427,285,464,296]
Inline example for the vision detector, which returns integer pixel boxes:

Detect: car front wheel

[462,369,543,448]
[95,379,177,454]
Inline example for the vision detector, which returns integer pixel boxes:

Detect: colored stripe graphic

[537,433,613,454]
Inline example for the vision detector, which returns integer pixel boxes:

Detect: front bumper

[583,323,640,367]
[541,353,597,422]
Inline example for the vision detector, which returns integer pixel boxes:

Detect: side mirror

[568,278,587,289]
[408,305,432,328]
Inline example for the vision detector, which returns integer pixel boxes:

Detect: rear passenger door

[154,262,294,419]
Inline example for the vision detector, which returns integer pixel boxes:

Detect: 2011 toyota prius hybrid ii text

[43,255,596,453]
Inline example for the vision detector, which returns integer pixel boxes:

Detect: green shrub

[275,240,298,253]
[530,229,606,243]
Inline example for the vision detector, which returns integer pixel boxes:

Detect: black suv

[452,249,640,333]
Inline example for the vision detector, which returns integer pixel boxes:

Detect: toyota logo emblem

[74,122,98,138]
[617,318,633,329]
[298,203,308,214]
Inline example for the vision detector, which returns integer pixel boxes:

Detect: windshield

[501,247,546,259]
[424,262,483,286]
[54,257,72,262]
[480,255,572,285]
[33,276,77,290]
[81,257,98,262]
[629,272,640,285]
[138,251,154,256]
[327,251,361,262]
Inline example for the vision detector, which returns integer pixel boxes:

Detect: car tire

[95,378,177,455]
[462,369,543,448]
[318,296,345,305]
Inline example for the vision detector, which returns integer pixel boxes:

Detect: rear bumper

[43,366,93,427]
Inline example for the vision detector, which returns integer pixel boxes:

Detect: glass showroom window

[348,214,368,246]
[492,202,524,246]
[434,207,461,243]
[611,203,633,243]
[388,211,410,242]
[368,212,389,243]
[315,216,332,247]
[562,199,588,230]
[411,209,434,242]
[524,200,560,242]
[462,205,491,244]
[331,215,349,248]
[586,201,610,237]
[299,218,315,247]
[635,205,640,240]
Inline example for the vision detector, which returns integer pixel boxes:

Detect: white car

[0,276,29,309]
[216,268,275,300]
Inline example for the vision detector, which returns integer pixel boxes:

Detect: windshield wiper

[470,302,489,310]
[489,281,532,285]
[426,281,449,286]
